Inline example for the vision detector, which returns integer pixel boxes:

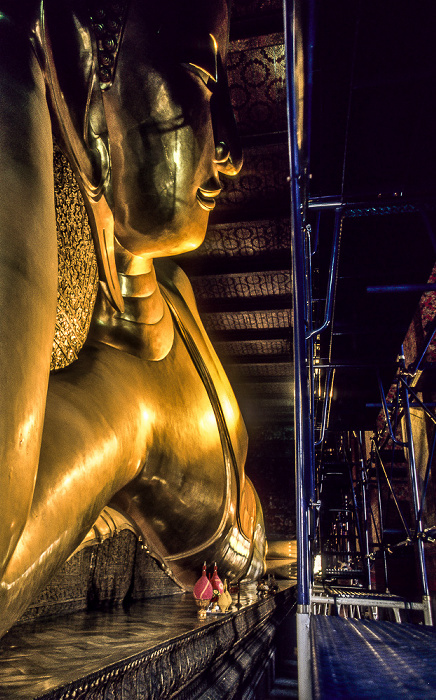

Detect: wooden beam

[222,353,293,365]
[178,253,290,277]
[209,202,290,226]
[229,12,284,41]
[197,294,292,313]
[208,328,290,342]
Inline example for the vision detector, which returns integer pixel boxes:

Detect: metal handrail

[401,375,432,621]
[372,441,412,541]
[314,368,333,447]
[306,208,342,341]
[377,374,408,447]
[409,315,436,373]
[399,376,436,426]
[419,427,436,521]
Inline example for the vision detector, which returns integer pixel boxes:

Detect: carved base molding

[17,530,182,625]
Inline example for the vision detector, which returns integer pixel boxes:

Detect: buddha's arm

[0,343,149,637]
[156,260,266,569]
[0,12,58,577]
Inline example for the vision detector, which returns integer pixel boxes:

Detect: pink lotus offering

[193,562,213,619]
[211,562,224,597]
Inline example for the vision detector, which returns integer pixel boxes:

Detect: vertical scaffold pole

[283,0,314,697]
[358,431,372,590]
[401,372,433,625]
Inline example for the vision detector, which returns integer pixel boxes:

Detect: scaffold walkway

[311,586,431,624]
[312,616,436,699]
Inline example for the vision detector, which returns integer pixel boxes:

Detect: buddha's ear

[39,0,124,312]
[210,53,243,177]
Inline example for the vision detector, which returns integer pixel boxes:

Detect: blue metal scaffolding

[284,1,436,696]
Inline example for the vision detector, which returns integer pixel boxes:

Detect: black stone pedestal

[0,585,295,699]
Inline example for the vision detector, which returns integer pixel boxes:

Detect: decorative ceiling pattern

[191,271,291,300]
[228,35,286,136]
[199,219,291,258]
[234,362,292,377]
[202,309,291,332]
[214,338,291,357]
[217,144,289,210]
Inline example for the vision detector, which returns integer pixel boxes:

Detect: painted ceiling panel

[201,309,291,331]
[199,219,291,258]
[191,270,291,300]
[228,35,286,136]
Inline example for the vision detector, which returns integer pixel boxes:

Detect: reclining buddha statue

[0,0,266,637]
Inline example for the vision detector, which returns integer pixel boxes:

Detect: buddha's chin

[159,227,208,259]
[114,215,209,260]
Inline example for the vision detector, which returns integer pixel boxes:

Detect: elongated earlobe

[40,0,124,311]
[211,54,243,177]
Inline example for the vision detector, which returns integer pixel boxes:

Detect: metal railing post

[357,431,372,589]
[401,371,433,625]
[284,0,315,696]
[372,441,389,591]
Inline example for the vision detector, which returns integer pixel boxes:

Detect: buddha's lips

[196,186,222,211]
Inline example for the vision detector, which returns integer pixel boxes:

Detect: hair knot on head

[88,0,130,88]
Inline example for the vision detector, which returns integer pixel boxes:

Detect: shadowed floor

[312,616,436,699]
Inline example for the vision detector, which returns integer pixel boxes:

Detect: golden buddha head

[101,0,242,259]
[45,0,242,267]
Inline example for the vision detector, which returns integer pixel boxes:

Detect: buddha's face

[101,0,242,258]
